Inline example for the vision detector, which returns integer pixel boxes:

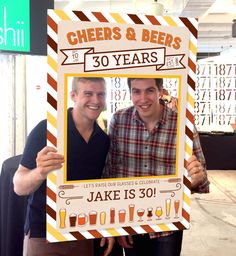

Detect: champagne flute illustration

[155,206,163,220]
[137,208,145,222]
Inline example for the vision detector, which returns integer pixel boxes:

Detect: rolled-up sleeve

[192,128,210,193]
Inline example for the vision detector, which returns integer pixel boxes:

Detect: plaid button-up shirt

[104,105,209,238]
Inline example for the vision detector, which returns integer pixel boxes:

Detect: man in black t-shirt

[13,77,115,256]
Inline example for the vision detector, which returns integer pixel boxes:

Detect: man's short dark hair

[127,78,163,91]
[72,77,106,93]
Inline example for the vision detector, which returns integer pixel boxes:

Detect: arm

[187,128,210,193]
[13,146,64,196]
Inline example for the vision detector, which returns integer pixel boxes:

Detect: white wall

[26,56,47,135]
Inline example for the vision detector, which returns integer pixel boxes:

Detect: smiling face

[70,78,106,122]
[130,78,162,123]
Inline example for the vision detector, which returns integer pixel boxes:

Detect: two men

[14,76,209,256]
[104,78,209,256]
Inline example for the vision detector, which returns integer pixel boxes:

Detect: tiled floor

[182,170,236,256]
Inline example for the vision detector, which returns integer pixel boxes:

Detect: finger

[38,146,58,156]
[100,238,106,247]
[37,151,64,164]
[103,238,115,256]
[36,158,64,170]
[39,152,64,161]
[187,165,201,177]
[187,155,197,166]
[117,236,133,248]
[127,235,133,245]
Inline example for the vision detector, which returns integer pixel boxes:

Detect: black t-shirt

[21,109,110,237]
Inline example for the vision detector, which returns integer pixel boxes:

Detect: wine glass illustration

[137,208,145,222]
[155,206,163,220]
[147,207,153,221]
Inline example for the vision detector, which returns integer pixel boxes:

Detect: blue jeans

[124,231,183,256]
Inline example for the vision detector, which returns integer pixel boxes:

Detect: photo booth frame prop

[46,10,197,242]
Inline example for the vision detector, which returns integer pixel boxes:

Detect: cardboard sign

[47,10,197,242]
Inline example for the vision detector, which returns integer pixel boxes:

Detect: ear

[159,88,164,98]
[70,91,77,102]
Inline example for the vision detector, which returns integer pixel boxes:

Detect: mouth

[87,105,100,110]
[139,104,151,110]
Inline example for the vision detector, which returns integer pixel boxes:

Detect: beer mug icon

[69,213,77,227]
[78,213,88,226]
[89,211,98,225]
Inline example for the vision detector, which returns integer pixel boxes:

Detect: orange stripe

[47,74,57,91]
[89,230,103,238]
[182,208,190,222]
[186,109,194,124]
[140,225,155,233]
[48,15,58,34]
[188,57,196,73]
[92,12,109,22]
[47,130,57,147]
[145,15,161,25]
[47,186,56,202]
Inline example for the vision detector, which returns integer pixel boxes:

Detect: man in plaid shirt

[104,78,209,256]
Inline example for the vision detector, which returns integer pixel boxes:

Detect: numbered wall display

[195,63,236,132]
[106,77,178,126]
[103,63,236,133]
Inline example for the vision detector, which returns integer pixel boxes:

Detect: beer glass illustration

[129,204,135,222]
[118,209,126,223]
[89,211,97,225]
[137,208,145,222]
[100,211,106,225]
[69,213,77,227]
[147,207,153,221]
[59,208,66,228]
[165,199,171,219]
[174,200,180,218]
[110,208,115,224]
[155,207,163,220]
[78,213,87,226]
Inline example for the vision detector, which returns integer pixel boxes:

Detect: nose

[91,94,100,103]
[139,91,148,101]
[91,93,105,105]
